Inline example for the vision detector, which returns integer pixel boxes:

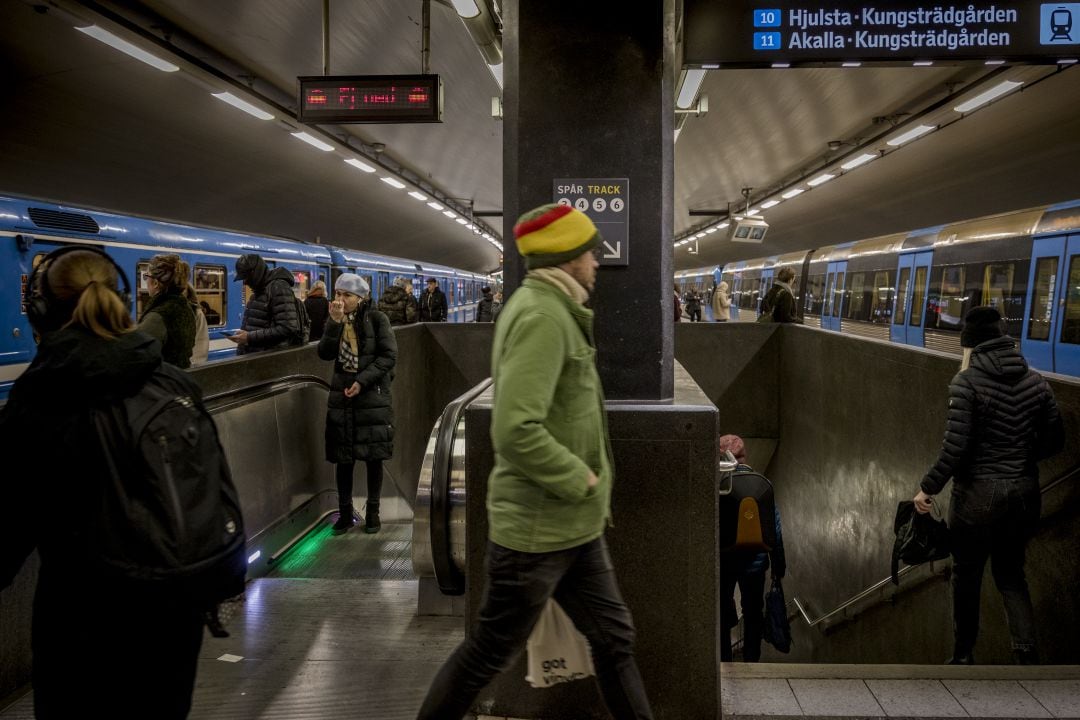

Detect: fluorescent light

[985,59,1006,65]
[443,211,457,218]
[450,0,481,17]
[913,60,934,66]
[1058,58,1078,65]
[380,177,406,189]
[782,188,805,199]
[408,191,428,201]
[842,61,862,67]
[771,62,791,68]
[427,201,444,210]
[677,68,707,109]
[344,158,376,173]
[717,222,730,229]
[705,226,719,233]
[247,550,261,564]
[807,173,835,187]
[760,199,781,209]
[887,124,936,146]
[841,153,877,170]
[953,80,1023,112]
[695,232,706,239]
[76,25,180,72]
[291,132,334,152]
[746,208,760,216]
[455,217,468,224]
[212,92,273,120]
[702,64,720,69]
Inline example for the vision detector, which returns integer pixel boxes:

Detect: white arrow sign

[602,240,622,259]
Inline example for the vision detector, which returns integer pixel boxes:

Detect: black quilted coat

[920,337,1064,526]
[238,266,301,354]
[317,303,397,463]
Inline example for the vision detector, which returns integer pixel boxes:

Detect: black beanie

[960,306,1004,348]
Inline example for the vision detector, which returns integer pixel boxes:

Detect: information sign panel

[297,74,442,124]
[684,1,1080,67]
[553,179,629,267]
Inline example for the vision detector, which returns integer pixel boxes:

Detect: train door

[730,275,741,320]
[890,251,933,346]
[759,268,774,317]
[1024,234,1080,374]
[823,261,847,331]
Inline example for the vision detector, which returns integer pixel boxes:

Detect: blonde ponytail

[47,250,133,339]
[70,280,133,338]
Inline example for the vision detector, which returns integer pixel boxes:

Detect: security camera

[729,216,769,243]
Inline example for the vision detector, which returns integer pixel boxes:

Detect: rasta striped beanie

[513,203,601,270]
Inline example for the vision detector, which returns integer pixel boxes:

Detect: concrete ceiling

[3,1,1079,275]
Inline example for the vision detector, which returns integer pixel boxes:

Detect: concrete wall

[675,323,1080,665]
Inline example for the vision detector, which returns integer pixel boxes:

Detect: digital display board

[297,74,442,123]
[684,1,1080,67]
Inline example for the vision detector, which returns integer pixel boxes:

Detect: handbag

[762,575,792,653]
[891,500,950,585]
[525,598,596,688]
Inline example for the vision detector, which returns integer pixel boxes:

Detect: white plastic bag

[525,598,596,689]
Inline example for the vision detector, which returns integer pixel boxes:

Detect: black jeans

[950,489,1039,657]
[720,565,766,662]
[417,537,654,720]
[335,460,383,508]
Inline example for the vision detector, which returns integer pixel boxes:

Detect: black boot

[1015,649,1039,665]
[332,506,355,535]
[946,654,974,665]
[364,502,381,534]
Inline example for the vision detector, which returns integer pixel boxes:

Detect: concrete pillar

[503,0,676,401]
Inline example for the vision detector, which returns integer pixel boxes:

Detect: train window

[291,270,311,298]
[832,272,846,317]
[135,260,152,318]
[981,263,1014,313]
[895,267,911,325]
[845,273,867,320]
[361,275,374,298]
[805,273,825,315]
[1028,257,1058,341]
[870,270,894,323]
[193,264,226,327]
[931,264,966,329]
[1061,255,1080,345]
[910,266,928,327]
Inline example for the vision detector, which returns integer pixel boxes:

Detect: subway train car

[713,200,1080,376]
[1,195,495,399]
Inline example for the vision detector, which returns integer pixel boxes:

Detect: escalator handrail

[791,463,1080,630]
[430,377,493,595]
[202,374,331,413]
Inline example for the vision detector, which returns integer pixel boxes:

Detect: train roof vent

[28,207,100,234]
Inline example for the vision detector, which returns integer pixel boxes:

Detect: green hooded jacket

[486,277,614,553]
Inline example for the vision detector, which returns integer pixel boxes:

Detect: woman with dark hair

[139,253,196,367]
[0,248,207,718]
[318,273,397,534]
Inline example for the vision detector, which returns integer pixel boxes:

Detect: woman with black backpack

[0,247,216,718]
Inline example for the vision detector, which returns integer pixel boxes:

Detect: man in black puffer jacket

[229,253,302,355]
[914,306,1064,666]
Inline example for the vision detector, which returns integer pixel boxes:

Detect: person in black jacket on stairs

[914,306,1065,666]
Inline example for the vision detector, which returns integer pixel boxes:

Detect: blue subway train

[676,200,1080,377]
[1,195,496,399]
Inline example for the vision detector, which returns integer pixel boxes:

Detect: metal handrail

[791,463,1079,630]
[202,374,330,412]
[430,377,493,595]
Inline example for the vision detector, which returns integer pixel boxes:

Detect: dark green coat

[317,304,397,462]
[138,289,195,368]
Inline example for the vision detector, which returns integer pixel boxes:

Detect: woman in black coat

[2,247,206,717]
[914,306,1064,665]
[318,273,397,534]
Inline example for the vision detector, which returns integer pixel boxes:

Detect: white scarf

[528,266,589,306]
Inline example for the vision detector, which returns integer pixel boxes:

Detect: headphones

[26,245,132,333]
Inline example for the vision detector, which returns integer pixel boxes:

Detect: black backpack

[92,364,247,608]
[719,468,777,552]
[891,500,950,584]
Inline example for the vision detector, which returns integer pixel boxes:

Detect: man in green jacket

[418,204,654,720]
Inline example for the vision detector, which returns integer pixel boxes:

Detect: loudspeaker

[26,245,131,333]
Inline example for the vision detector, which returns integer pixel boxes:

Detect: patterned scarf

[338,309,361,372]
